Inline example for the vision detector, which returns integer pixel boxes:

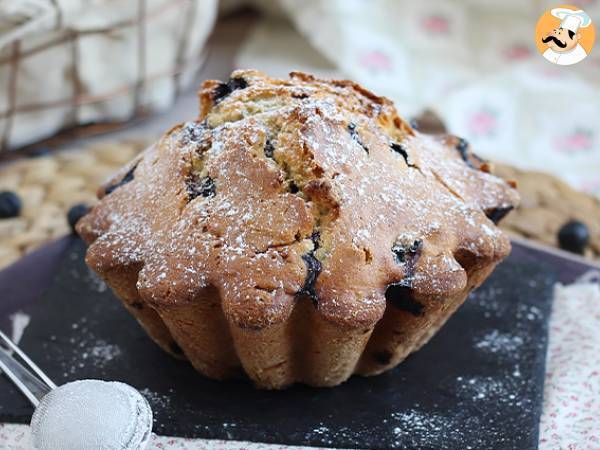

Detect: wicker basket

[0,0,217,155]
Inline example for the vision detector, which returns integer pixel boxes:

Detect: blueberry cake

[77,70,519,389]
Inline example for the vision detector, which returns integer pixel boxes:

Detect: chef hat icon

[551,8,592,33]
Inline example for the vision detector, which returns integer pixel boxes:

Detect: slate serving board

[0,238,563,449]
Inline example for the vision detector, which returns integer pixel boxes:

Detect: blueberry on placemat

[0,191,22,218]
[558,220,589,255]
[28,147,52,158]
[67,204,91,233]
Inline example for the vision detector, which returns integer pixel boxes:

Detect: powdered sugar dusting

[10,311,30,345]
[47,316,125,377]
[390,409,469,447]
[84,340,122,368]
[79,69,518,332]
[17,238,552,448]
[474,330,524,354]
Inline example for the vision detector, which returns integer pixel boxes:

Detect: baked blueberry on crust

[77,70,519,389]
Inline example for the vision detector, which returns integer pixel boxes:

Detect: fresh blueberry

[0,191,22,218]
[558,220,589,255]
[28,147,51,158]
[67,204,90,233]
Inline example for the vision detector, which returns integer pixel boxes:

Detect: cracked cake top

[77,70,519,330]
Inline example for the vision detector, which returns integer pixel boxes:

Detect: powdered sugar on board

[41,315,125,378]
[1,240,556,449]
[474,330,524,354]
[9,311,30,346]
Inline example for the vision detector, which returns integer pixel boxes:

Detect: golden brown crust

[77,70,519,388]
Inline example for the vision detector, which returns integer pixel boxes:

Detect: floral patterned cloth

[0,424,324,450]
[236,0,600,197]
[539,272,600,450]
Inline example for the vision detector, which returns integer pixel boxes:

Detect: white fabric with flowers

[236,0,600,198]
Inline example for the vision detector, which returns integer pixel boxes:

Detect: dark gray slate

[0,238,579,449]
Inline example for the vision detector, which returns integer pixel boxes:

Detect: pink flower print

[358,49,393,73]
[421,14,450,35]
[503,44,532,61]
[467,108,498,137]
[555,128,594,152]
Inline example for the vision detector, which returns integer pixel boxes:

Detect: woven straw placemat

[0,143,598,270]
[495,163,600,259]
[0,141,147,268]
